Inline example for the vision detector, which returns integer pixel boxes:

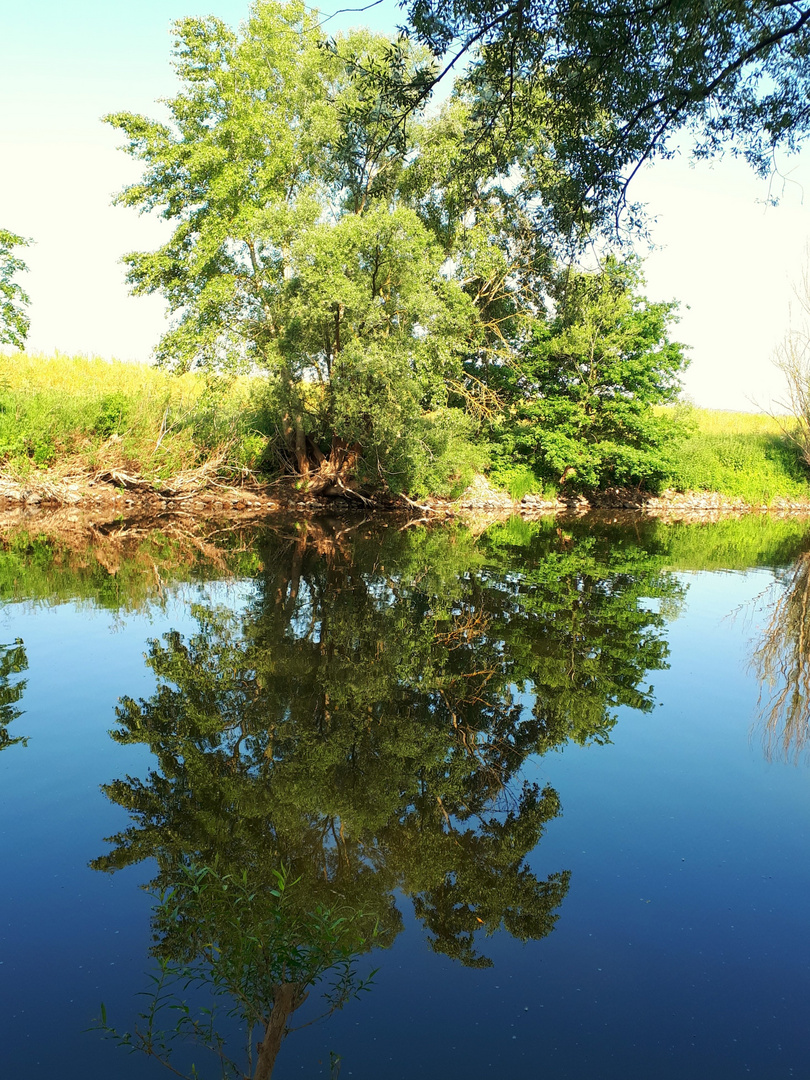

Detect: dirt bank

[3,466,810,525]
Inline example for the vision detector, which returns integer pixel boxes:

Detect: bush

[328,343,486,496]
[487,256,688,492]
[93,391,131,437]
[488,463,553,500]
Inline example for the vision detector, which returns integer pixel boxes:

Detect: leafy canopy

[105,1,499,493]
[104,0,693,495]
[104,3,468,379]
[406,0,810,231]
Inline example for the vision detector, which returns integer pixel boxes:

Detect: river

[0,512,807,1078]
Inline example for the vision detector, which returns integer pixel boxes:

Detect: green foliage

[488,463,554,501]
[328,342,485,494]
[0,228,31,349]
[489,257,689,492]
[406,0,810,234]
[0,353,289,480]
[409,407,488,497]
[665,427,810,502]
[98,863,377,1080]
[102,1,545,494]
[93,391,130,437]
[103,4,467,403]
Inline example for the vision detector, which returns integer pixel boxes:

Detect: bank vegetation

[1,351,809,510]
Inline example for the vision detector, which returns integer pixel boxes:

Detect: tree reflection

[0,638,28,751]
[751,551,810,763]
[99,862,379,1080]
[93,517,682,1074]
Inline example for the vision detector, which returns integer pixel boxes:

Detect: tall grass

[0,352,276,481]
[665,406,810,503]
[5,356,810,502]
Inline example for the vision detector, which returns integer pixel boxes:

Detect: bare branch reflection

[751,552,810,764]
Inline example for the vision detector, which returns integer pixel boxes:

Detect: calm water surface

[0,514,808,1079]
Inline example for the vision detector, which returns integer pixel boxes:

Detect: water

[0,513,808,1078]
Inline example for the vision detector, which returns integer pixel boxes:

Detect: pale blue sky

[3,0,809,409]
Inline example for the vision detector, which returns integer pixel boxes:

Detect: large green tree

[106,1,487,496]
[107,0,700,497]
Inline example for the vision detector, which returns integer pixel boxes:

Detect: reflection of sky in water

[0,565,807,1079]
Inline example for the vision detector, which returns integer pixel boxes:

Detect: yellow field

[688,407,788,437]
[0,351,203,404]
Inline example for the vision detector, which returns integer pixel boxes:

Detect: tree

[406,0,810,232]
[772,255,810,471]
[105,1,486,496]
[93,517,682,1071]
[488,256,688,490]
[0,229,31,349]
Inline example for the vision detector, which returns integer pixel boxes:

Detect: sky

[3,0,810,411]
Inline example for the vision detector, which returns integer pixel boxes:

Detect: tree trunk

[253,982,308,1080]
[281,370,309,477]
[305,436,365,498]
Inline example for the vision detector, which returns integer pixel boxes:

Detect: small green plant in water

[96,863,379,1080]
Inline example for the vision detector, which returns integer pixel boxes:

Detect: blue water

[0,531,808,1079]
[306,569,809,1080]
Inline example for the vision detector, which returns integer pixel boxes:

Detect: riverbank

[3,352,810,515]
[3,464,810,525]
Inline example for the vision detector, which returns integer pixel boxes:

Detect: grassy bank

[0,351,272,484]
[2,352,810,504]
[664,407,810,504]
[494,406,810,503]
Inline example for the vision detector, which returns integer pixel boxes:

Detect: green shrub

[93,392,131,437]
[488,463,553,500]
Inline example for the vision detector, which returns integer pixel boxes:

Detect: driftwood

[95,447,232,499]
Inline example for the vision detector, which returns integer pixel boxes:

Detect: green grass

[0,352,276,481]
[488,463,559,501]
[665,407,810,503]
[4,356,810,503]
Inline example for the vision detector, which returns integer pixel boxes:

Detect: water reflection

[0,638,28,750]
[93,518,684,1074]
[751,550,810,763]
[99,862,380,1079]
